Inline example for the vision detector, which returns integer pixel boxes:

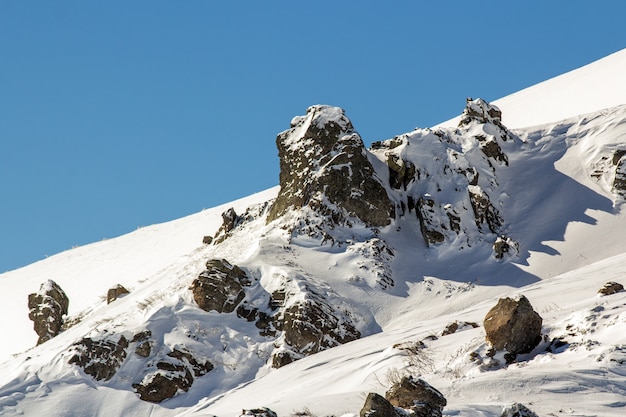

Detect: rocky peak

[267,105,394,230]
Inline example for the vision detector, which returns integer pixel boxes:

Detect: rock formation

[28,280,69,345]
[68,335,129,381]
[106,284,129,304]
[360,392,398,417]
[191,259,251,313]
[598,281,624,296]
[385,376,446,417]
[267,105,394,229]
[484,295,542,357]
[501,403,539,417]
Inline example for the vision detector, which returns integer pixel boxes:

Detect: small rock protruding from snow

[239,408,278,417]
[483,295,542,360]
[598,281,624,296]
[385,376,447,417]
[68,335,129,381]
[493,236,519,260]
[106,284,129,304]
[27,279,69,345]
[501,402,539,417]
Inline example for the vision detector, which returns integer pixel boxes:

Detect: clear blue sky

[1,1,625,272]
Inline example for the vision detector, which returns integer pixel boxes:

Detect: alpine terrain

[1,48,626,417]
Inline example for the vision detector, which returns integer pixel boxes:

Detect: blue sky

[1,1,625,272]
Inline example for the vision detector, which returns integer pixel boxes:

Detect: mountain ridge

[1,49,626,416]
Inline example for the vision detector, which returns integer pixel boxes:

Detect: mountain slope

[1,49,626,417]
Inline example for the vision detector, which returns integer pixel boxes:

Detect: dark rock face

[68,335,129,381]
[131,330,152,357]
[239,408,278,417]
[598,281,624,296]
[213,208,243,244]
[107,284,130,304]
[385,376,447,417]
[416,196,445,246]
[493,236,519,260]
[387,154,416,190]
[468,186,503,233]
[612,150,626,197]
[267,105,394,228]
[484,295,542,356]
[360,392,398,417]
[191,259,251,313]
[28,280,69,345]
[501,403,539,417]
[133,348,213,403]
[271,295,361,368]
[459,98,513,144]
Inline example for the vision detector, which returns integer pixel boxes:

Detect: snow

[1,49,626,417]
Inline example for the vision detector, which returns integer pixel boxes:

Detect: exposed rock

[239,408,278,417]
[468,185,503,233]
[484,295,542,356]
[612,150,626,197]
[133,348,213,403]
[385,376,446,417]
[68,335,129,381]
[387,153,416,190]
[598,281,624,296]
[501,403,539,417]
[271,294,360,368]
[202,235,213,244]
[416,196,445,246]
[131,330,152,357]
[493,236,519,259]
[213,208,242,244]
[458,98,513,143]
[191,259,251,313]
[267,105,394,228]
[107,284,129,304]
[441,321,479,336]
[28,280,70,345]
[360,392,398,417]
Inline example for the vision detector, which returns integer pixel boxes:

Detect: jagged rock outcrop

[493,236,519,259]
[191,259,251,313]
[360,392,398,417]
[468,185,503,233]
[612,150,626,197]
[271,294,361,368]
[68,335,129,381]
[501,403,539,417]
[213,207,242,244]
[385,376,447,417]
[459,98,514,145]
[131,330,152,357]
[28,280,69,345]
[133,348,213,403]
[106,284,129,304]
[416,196,446,246]
[267,105,394,229]
[598,281,624,296]
[484,295,542,357]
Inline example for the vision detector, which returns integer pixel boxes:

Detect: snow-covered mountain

[1,48,626,417]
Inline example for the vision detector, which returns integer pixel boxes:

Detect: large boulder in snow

[191,259,251,313]
[271,295,361,368]
[267,105,394,228]
[484,295,542,356]
[598,281,624,296]
[68,335,129,381]
[28,279,69,345]
[385,376,446,417]
[360,392,399,417]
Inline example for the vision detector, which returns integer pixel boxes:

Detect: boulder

[239,408,278,417]
[360,392,398,417]
[191,259,250,313]
[267,105,394,228]
[501,403,539,417]
[133,348,213,403]
[483,295,542,356]
[28,280,69,345]
[493,236,519,259]
[107,284,129,304]
[213,207,242,244]
[68,335,129,381]
[271,296,360,368]
[385,376,446,417]
[598,281,624,296]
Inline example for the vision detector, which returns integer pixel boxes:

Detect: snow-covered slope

[1,49,626,417]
